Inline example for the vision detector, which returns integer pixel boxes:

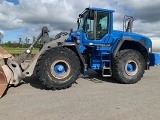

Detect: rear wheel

[112,49,145,84]
[36,47,80,90]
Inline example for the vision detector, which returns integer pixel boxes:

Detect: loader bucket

[0,46,13,98]
[0,66,8,98]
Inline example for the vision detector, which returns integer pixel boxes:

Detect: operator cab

[77,8,114,45]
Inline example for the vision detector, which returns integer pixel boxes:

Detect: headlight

[26,49,31,54]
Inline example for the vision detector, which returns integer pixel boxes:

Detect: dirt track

[0,67,160,120]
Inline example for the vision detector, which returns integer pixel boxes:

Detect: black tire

[95,70,102,76]
[112,49,145,84]
[36,47,80,90]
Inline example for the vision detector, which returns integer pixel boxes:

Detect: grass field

[3,47,39,54]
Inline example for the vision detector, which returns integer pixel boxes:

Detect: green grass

[3,47,39,54]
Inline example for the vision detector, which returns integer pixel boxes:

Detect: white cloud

[0,29,4,42]
[0,29,4,35]
[0,0,160,40]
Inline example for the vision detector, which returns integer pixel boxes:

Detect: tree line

[1,37,54,48]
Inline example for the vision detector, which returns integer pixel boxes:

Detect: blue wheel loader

[0,7,160,98]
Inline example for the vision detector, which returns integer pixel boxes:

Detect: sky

[0,0,160,43]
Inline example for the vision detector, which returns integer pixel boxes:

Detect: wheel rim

[50,60,70,80]
[125,60,138,76]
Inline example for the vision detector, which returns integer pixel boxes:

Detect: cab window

[96,12,109,39]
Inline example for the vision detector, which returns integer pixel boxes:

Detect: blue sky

[6,0,19,5]
[3,28,26,42]
[0,0,160,43]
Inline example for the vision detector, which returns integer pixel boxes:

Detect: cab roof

[86,7,115,13]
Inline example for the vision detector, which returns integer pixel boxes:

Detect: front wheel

[95,70,102,76]
[36,47,80,90]
[112,49,145,84]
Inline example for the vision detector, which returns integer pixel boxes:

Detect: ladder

[100,51,112,77]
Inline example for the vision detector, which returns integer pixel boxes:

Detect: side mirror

[77,18,80,28]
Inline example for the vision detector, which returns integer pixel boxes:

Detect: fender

[113,36,150,69]
[61,42,86,74]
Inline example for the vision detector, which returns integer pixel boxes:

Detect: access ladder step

[102,68,112,77]
[102,60,111,62]
[103,74,112,77]
[101,52,110,55]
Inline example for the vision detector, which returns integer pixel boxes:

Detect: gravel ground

[0,66,160,120]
